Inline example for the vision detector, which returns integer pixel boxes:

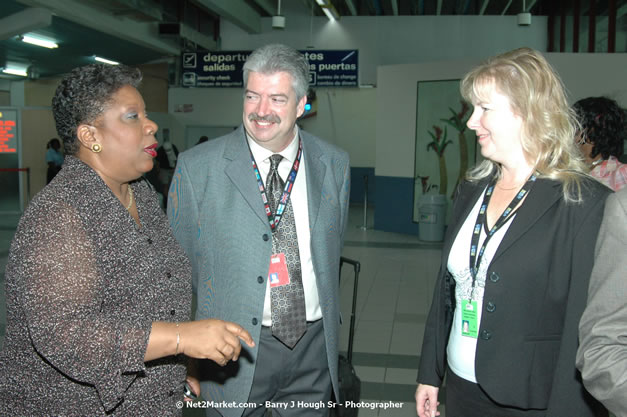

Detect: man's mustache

[248,113,281,124]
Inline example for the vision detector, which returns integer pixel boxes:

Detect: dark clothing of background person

[45,138,64,184]
[156,141,179,170]
[156,141,179,208]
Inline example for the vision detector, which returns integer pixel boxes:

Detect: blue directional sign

[181,49,358,88]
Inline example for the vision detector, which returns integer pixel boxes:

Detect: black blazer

[417,176,610,417]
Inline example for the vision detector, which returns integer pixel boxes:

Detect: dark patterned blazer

[0,156,192,416]
[418,176,610,417]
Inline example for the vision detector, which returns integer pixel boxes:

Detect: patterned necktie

[266,154,307,348]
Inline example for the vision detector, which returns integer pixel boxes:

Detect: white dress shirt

[246,128,322,325]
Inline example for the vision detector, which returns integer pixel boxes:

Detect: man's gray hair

[243,44,309,100]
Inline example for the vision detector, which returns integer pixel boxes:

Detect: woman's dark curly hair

[52,64,142,155]
[573,96,627,160]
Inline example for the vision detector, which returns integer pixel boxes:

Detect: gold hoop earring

[91,143,102,153]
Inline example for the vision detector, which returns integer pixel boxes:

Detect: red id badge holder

[269,253,290,287]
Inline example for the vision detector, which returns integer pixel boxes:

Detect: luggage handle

[340,256,360,364]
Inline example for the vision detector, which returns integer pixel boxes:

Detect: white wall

[9,81,24,107]
[168,86,377,167]
[166,87,244,153]
[376,58,479,178]
[549,53,627,104]
[170,11,550,166]
[220,2,548,86]
[176,13,627,174]
[376,53,627,179]
[166,8,546,168]
[299,87,376,167]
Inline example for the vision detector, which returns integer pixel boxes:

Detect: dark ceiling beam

[586,2,626,51]
[560,0,566,52]
[596,3,627,27]
[525,0,538,12]
[372,0,384,15]
[607,0,616,52]
[479,0,490,15]
[345,0,358,16]
[589,0,596,52]
[194,0,262,33]
[501,0,513,15]
[112,0,163,21]
[250,0,276,15]
[16,0,180,55]
[408,0,416,14]
[176,23,218,49]
[462,0,471,14]
[573,0,580,52]
[0,7,52,40]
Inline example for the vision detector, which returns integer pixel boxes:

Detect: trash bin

[417,194,447,242]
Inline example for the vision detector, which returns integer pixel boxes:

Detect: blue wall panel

[373,176,419,235]
[350,167,375,204]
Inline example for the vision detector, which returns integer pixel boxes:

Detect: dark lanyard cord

[249,138,303,231]
[469,174,537,289]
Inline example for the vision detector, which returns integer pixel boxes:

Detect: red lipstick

[144,143,158,157]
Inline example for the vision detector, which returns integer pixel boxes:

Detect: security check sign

[181,50,358,88]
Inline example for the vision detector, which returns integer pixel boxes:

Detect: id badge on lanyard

[461,299,478,338]
[269,253,290,288]
[248,139,303,289]
[463,175,536,338]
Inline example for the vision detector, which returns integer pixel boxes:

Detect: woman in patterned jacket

[0,64,254,416]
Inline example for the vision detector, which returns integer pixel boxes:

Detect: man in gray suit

[168,44,350,417]
[577,187,627,417]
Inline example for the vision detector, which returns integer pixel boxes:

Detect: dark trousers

[446,367,546,417]
[243,320,332,417]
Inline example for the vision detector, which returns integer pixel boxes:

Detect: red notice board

[0,109,18,153]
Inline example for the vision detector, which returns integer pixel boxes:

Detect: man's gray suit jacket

[577,188,627,417]
[168,126,350,416]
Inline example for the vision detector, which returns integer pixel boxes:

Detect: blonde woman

[415,48,609,417]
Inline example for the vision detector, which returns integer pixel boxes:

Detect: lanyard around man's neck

[248,138,303,231]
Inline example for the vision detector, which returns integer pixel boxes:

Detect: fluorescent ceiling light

[315,0,340,21]
[3,67,28,76]
[321,8,338,20]
[94,56,119,65]
[21,34,58,49]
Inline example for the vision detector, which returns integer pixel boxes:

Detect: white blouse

[446,186,516,382]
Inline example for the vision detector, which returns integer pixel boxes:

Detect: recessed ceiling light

[94,56,119,65]
[21,34,58,49]
[2,67,28,77]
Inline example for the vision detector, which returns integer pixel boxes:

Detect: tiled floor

[0,206,447,416]
[337,207,444,417]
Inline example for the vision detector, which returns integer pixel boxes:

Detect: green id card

[461,299,478,338]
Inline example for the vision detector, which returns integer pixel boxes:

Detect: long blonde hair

[461,47,588,202]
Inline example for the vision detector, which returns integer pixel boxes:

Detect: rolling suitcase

[333,256,361,417]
